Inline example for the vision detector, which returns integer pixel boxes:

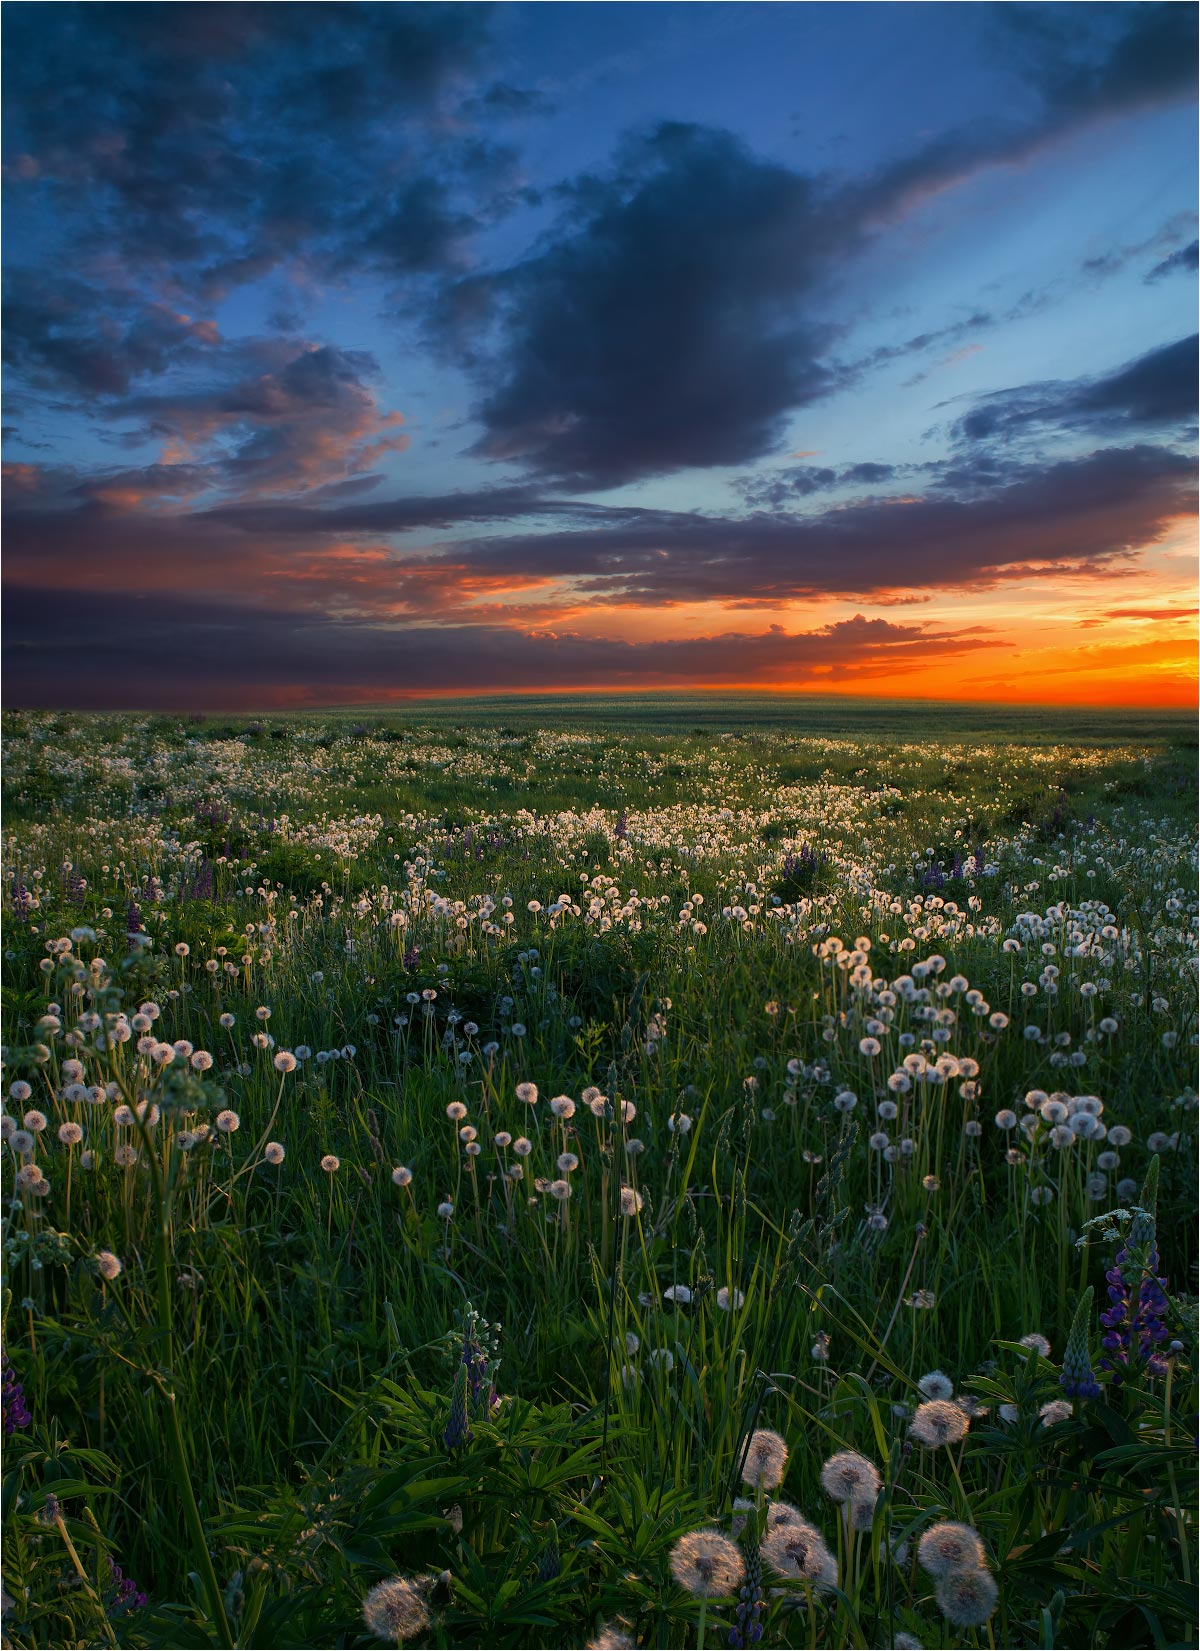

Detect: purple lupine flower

[1099,1245,1170,1384]
[614,810,628,841]
[443,1362,471,1452]
[185,860,214,901]
[2,1357,31,1435]
[922,861,945,890]
[949,852,964,880]
[1060,1287,1101,1401]
[781,844,825,887]
[106,1559,147,1616]
[403,945,420,971]
[462,1320,490,1409]
[729,1523,764,1648]
[11,881,32,920]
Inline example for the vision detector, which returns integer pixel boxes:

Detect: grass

[1,703,1196,1650]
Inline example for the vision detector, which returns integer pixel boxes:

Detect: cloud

[952,335,1197,444]
[1099,605,1197,621]
[1,311,411,500]
[122,342,411,496]
[738,461,897,508]
[7,444,1189,617]
[407,446,1193,607]
[2,2,506,297]
[998,2,1197,125]
[453,122,847,488]
[1145,240,1199,283]
[845,3,1196,227]
[0,586,1000,709]
[447,5,1195,491]
[2,270,223,397]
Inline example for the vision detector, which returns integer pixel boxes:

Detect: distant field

[245,691,1197,744]
[1,708,1196,1650]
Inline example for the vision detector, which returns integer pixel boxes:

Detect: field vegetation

[1,702,1196,1650]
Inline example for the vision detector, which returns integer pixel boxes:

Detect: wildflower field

[1,699,1196,1651]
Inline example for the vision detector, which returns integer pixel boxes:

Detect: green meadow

[1,703,1195,1650]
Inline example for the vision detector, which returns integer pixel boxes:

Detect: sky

[2,0,1196,711]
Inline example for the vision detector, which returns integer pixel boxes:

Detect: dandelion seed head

[669,1528,745,1597]
[95,1250,122,1281]
[1038,1399,1073,1428]
[917,1521,986,1577]
[264,1142,285,1165]
[741,1428,789,1490]
[361,1576,430,1643]
[917,1369,954,1401]
[935,1565,998,1627]
[587,1624,634,1650]
[909,1400,970,1448]
[762,1521,837,1588]
[820,1451,881,1504]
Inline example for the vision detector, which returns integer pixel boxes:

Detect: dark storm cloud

[426,445,1195,605]
[952,335,1197,444]
[456,122,845,489]
[0,477,609,582]
[9,443,1187,614]
[1146,241,1199,284]
[0,585,999,709]
[2,2,506,296]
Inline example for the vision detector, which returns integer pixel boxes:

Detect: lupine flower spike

[1060,1287,1101,1400]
